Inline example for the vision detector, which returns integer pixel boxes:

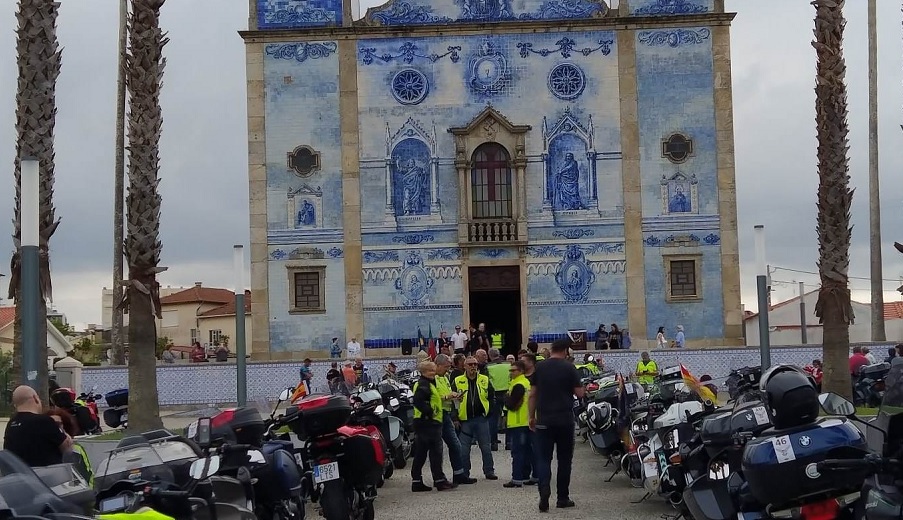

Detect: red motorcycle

[50,387,102,435]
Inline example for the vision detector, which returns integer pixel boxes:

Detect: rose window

[548,63,586,101]
[391,69,429,105]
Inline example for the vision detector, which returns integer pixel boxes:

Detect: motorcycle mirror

[189,455,221,480]
[818,392,855,417]
[586,355,595,363]
[278,388,292,402]
[726,472,743,494]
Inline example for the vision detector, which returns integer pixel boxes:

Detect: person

[468,324,486,356]
[452,357,497,481]
[215,344,229,362]
[555,152,583,210]
[383,362,398,380]
[353,357,369,384]
[474,349,489,375]
[893,345,903,367]
[410,361,454,492]
[526,341,540,358]
[517,352,539,478]
[656,327,667,349]
[449,354,466,381]
[609,324,622,350]
[539,347,551,361]
[436,330,449,353]
[885,347,897,364]
[342,361,357,389]
[863,347,877,365]
[674,325,686,348]
[503,361,532,488]
[346,337,362,359]
[439,343,451,358]
[4,386,72,467]
[450,325,468,355]
[190,342,207,363]
[161,345,176,364]
[528,339,583,511]
[330,337,342,359]
[299,358,313,386]
[622,328,632,350]
[45,408,93,485]
[486,348,510,451]
[803,359,823,392]
[326,362,343,394]
[636,351,658,387]
[506,354,515,363]
[490,329,504,351]
[594,325,609,350]
[849,346,870,376]
[434,354,469,484]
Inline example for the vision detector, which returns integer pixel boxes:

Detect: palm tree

[8,0,63,397]
[123,0,167,432]
[812,0,855,399]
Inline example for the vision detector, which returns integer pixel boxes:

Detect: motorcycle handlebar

[817,455,895,473]
[149,488,191,499]
[215,444,256,454]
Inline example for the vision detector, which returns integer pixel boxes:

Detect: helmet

[50,387,76,408]
[586,402,614,432]
[759,364,819,429]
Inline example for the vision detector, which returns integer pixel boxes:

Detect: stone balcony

[464,219,524,244]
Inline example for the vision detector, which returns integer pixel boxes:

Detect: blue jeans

[508,426,531,482]
[535,423,575,501]
[458,415,495,476]
[526,429,538,480]
[441,413,465,475]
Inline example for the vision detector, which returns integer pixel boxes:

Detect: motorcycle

[376,379,414,468]
[854,362,890,408]
[50,387,102,435]
[77,386,102,430]
[103,387,129,429]
[0,450,94,517]
[349,384,401,481]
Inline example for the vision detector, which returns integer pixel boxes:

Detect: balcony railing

[467,219,519,243]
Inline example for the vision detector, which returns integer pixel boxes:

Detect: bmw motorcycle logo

[799,436,811,447]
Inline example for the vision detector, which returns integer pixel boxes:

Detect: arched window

[471,143,512,219]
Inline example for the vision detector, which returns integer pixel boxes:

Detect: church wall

[634,27,725,340]
[628,0,716,17]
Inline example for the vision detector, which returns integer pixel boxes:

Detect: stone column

[339,40,365,348]
[617,29,648,343]
[246,41,271,359]
[430,157,440,214]
[712,24,743,345]
[455,136,470,243]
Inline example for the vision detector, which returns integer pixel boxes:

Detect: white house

[744,290,875,346]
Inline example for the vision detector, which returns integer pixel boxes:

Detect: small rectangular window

[209,329,222,344]
[669,259,698,298]
[288,266,326,314]
[190,329,198,344]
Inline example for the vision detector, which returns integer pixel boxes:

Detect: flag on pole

[427,323,437,360]
[290,380,309,403]
[680,363,718,404]
[417,326,425,351]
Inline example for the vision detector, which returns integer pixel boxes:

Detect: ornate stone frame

[286,264,327,314]
[286,184,323,229]
[663,253,702,302]
[539,107,599,222]
[660,171,699,215]
[383,117,442,229]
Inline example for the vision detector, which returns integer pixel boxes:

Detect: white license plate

[313,462,340,484]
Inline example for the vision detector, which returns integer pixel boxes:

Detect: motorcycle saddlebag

[741,418,867,508]
[700,411,733,447]
[339,425,386,487]
[210,407,266,446]
[588,426,621,457]
[730,401,772,438]
[683,474,738,520]
[105,389,129,408]
[292,394,353,439]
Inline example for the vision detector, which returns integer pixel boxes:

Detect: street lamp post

[20,158,42,388]
[234,245,247,406]
[755,225,771,368]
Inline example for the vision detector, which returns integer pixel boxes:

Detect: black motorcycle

[854,362,890,408]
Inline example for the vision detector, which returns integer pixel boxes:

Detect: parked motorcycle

[350,384,401,480]
[103,387,129,429]
[49,387,102,435]
[854,362,890,408]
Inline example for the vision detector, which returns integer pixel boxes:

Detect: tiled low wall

[82,344,894,406]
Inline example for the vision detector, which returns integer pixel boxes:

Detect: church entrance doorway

[468,266,522,357]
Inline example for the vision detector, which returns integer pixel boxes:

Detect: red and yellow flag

[290,381,310,403]
[680,363,718,404]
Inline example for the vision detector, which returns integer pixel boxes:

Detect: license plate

[313,462,340,484]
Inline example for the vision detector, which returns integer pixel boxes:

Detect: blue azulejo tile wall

[629,0,714,17]
[257,0,342,30]
[361,0,610,26]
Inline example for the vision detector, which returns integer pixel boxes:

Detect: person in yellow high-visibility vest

[410,361,454,492]
[452,357,497,481]
[503,360,531,488]
[636,351,658,387]
[486,349,510,450]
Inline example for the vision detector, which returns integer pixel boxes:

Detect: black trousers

[412,421,447,483]
[535,423,576,501]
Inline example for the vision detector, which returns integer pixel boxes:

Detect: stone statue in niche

[555,152,585,210]
[297,199,316,226]
[668,186,691,213]
[391,138,431,217]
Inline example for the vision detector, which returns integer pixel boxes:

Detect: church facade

[242,0,743,357]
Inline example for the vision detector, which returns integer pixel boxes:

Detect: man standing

[410,361,454,492]
[450,325,468,355]
[636,351,658,387]
[474,349,490,375]
[850,346,870,376]
[503,361,531,488]
[4,386,72,467]
[453,357,497,481]
[346,337,362,359]
[674,325,686,348]
[528,339,583,511]
[329,337,342,359]
[486,348,510,451]
[299,358,313,391]
[434,354,470,484]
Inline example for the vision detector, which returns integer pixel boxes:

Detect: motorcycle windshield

[880,363,903,414]
[356,389,382,404]
[94,441,175,484]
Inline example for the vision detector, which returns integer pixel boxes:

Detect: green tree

[50,317,72,336]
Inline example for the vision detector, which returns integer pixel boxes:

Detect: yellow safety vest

[637,360,658,386]
[454,374,490,421]
[486,362,510,394]
[536,355,545,361]
[506,375,531,428]
[435,373,454,411]
[490,333,503,348]
[576,363,600,375]
[412,379,444,424]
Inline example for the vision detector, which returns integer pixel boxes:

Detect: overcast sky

[0,1,901,331]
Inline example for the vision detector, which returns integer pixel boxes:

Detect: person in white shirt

[450,325,469,354]
[863,347,877,365]
[346,337,362,359]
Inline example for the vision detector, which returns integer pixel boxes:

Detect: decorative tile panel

[257,0,342,29]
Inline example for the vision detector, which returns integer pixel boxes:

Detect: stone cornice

[239,12,737,43]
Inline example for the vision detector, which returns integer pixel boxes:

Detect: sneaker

[485,474,499,480]
[454,475,478,485]
[556,499,576,508]
[435,480,455,491]
[411,482,432,492]
[539,497,550,513]
[503,481,523,488]
[525,478,538,486]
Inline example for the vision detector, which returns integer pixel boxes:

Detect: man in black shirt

[528,339,584,511]
[4,385,71,467]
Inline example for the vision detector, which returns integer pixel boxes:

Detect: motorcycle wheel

[318,481,349,520]
[362,501,375,520]
[393,448,407,469]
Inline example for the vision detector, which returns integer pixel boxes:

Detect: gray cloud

[1,0,901,328]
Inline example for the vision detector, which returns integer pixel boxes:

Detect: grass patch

[856,406,879,416]
[82,431,126,441]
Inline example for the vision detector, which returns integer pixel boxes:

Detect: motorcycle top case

[210,407,267,446]
[741,418,867,508]
[860,362,890,378]
[700,410,733,447]
[105,388,129,408]
[292,394,353,439]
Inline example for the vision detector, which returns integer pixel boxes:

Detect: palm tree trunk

[124,0,167,432]
[112,0,128,366]
[9,0,63,398]
[812,0,855,399]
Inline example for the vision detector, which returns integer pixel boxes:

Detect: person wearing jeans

[434,354,469,484]
[410,361,453,492]
[453,357,497,480]
[528,339,584,511]
[504,360,531,488]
